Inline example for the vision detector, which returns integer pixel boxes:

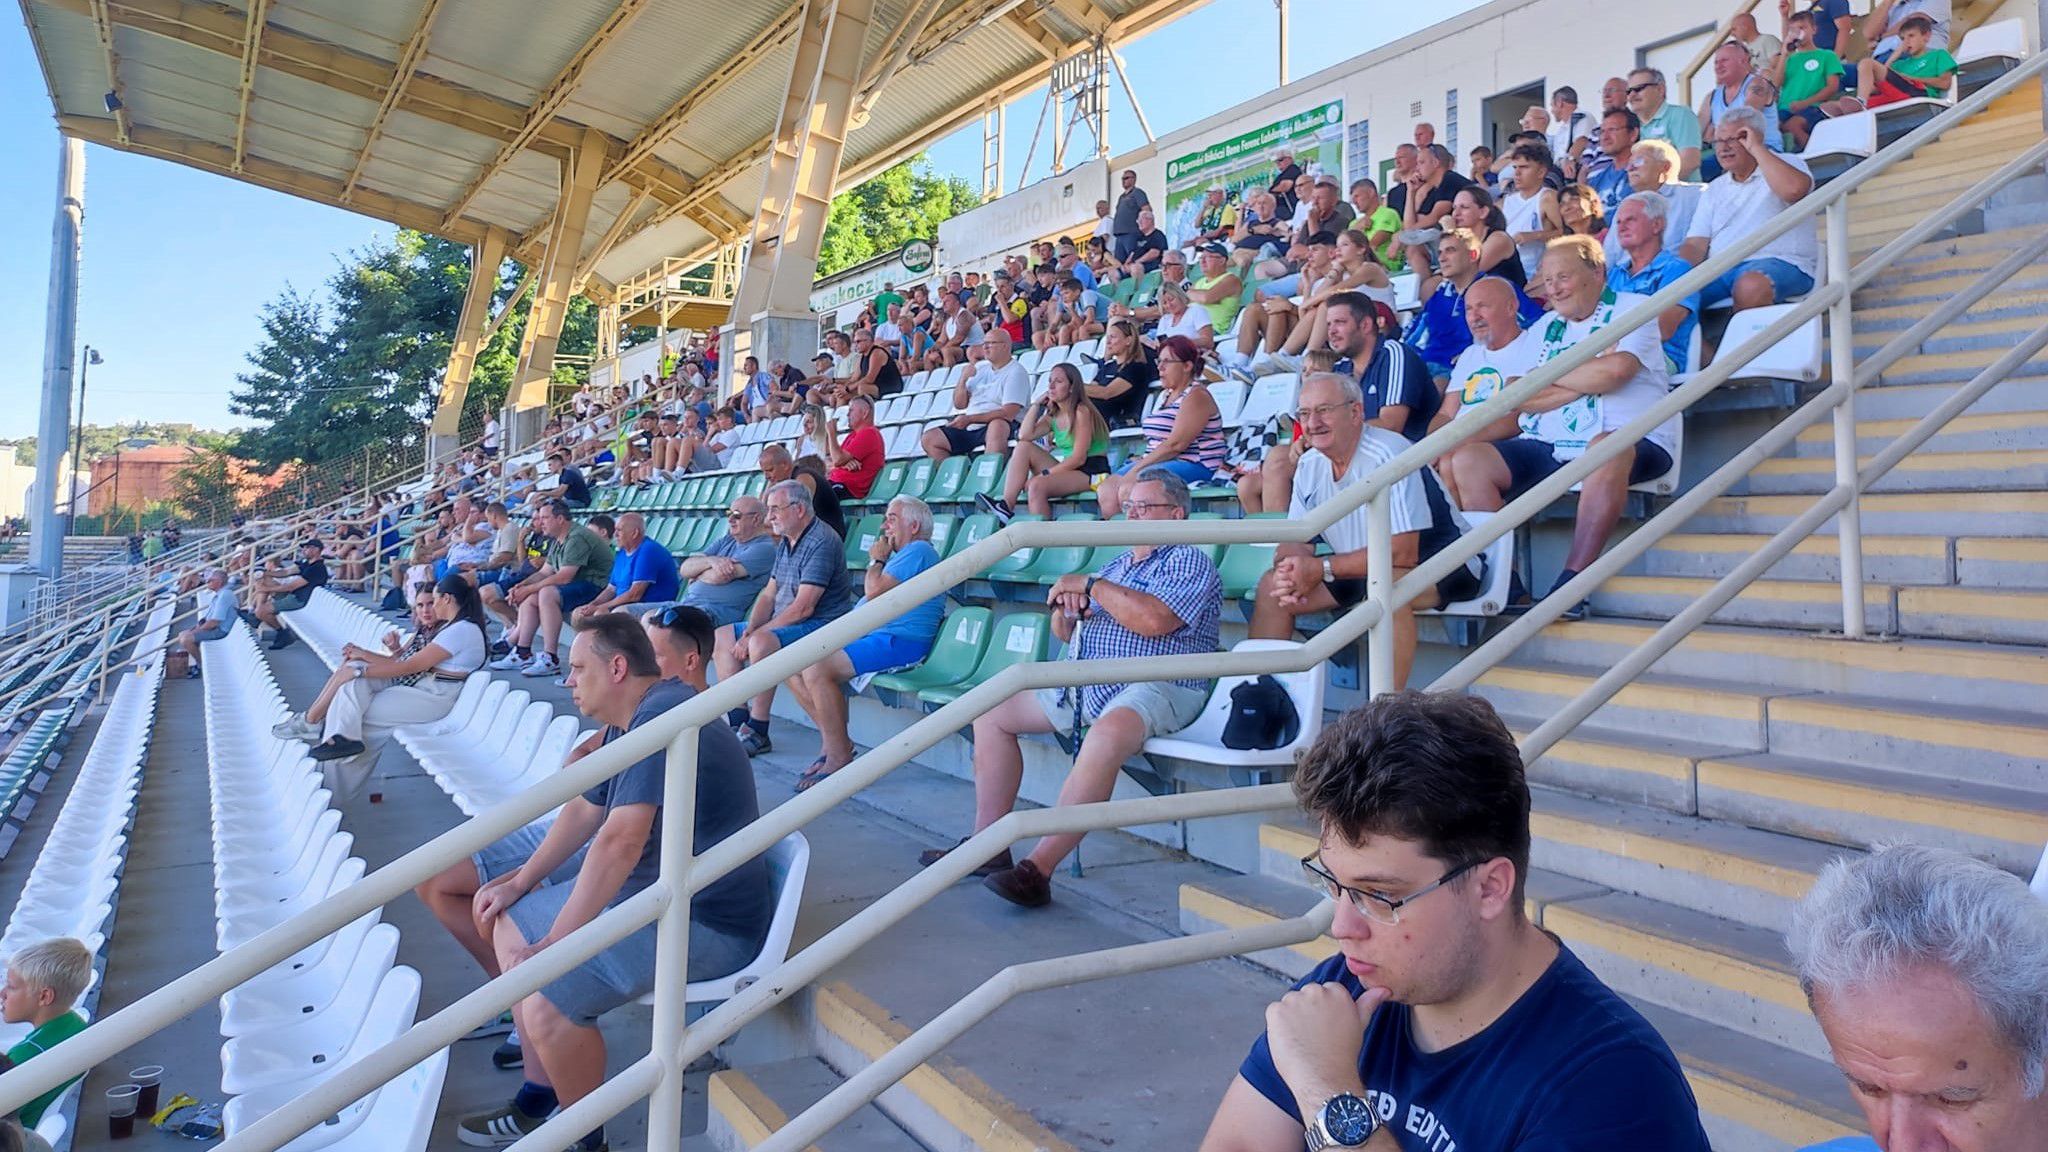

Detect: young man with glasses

[1198,692,1711,1152]
[925,470,1220,908]
[1248,373,1481,691]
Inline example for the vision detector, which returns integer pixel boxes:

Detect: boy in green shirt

[1771,9,1844,149]
[1852,14,1958,109]
[2,938,94,1129]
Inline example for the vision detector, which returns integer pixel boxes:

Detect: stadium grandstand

[6,0,2048,1149]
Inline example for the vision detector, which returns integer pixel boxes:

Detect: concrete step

[1896,585,2048,644]
[1472,661,1771,746]
[1791,410,2048,456]
[1876,342,2048,387]
[1586,574,1898,633]
[1745,449,2048,494]
[1543,891,1829,1061]
[1526,787,1850,935]
[811,982,1083,1152]
[1853,263,2048,308]
[1696,752,2048,873]
[1633,531,1951,585]
[707,1058,925,1152]
[1849,375,2048,420]
[1685,491,2048,537]
[1764,691,2048,791]
[1176,871,1335,979]
[1516,618,2048,713]
[1852,287,2048,330]
[1854,312,2048,358]
[1955,536,2048,588]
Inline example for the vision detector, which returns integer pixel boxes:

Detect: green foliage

[166,443,243,523]
[817,155,980,277]
[227,229,595,490]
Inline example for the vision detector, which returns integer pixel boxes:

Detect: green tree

[817,155,980,276]
[167,443,244,522]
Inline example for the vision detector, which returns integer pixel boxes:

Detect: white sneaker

[520,652,559,677]
[486,651,528,671]
[270,713,319,742]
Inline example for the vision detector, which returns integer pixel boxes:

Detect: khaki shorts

[1034,680,1208,739]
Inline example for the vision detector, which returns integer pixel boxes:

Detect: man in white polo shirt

[1680,107,1817,313]
[921,328,1032,461]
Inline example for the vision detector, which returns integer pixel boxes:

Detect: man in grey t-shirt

[722,479,851,756]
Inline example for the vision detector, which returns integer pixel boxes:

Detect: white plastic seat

[220,922,400,1039]
[1800,110,1875,171]
[1718,303,1824,384]
[219,967,430,1144]
[219,856,366,951]
[1142,640,1326,772]
[1204,380,1250,429]
[220,955,409,1093]
[1230,374,1298,431]
[636,834,811,1004]
[1015,347,1046,375]
[218,832,353,911]
[226,909,383,1005]
[1418,511,1519,617]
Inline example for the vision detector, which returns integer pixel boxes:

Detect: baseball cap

[1196,241,1229,257]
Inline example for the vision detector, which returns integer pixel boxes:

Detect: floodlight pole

[1276,0,1289,88]
[33,137,85,578]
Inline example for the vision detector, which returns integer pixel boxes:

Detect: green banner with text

[1163,100,1344,248]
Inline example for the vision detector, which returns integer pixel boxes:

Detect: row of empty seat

[201,620,444,1152]
[0,599,175,1148]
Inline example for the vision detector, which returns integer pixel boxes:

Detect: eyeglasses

[1295,402,1356,423]
[1626,82,1657,94]
[1119,500,1179,516]
[1301,854,1482,925]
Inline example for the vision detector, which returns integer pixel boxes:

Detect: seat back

[970,611,1054,683]
[1418,510,1519,617]
[924,455,972,503]
[1206,380,1251,428]
[962,453,1005,501]
[1233,374,1299,430]
[1721,303,1823,384]
[1142,638,1325,767]
[899,458,938,501]
[948,513,998,560]
[844,515,886,568]
[928,514,960,559]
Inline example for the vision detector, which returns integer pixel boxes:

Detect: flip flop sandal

[795,758,836,793]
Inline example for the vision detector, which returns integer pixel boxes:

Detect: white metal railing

[3,50,2045,1152]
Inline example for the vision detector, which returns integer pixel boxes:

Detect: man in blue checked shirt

[920,468,1221,909]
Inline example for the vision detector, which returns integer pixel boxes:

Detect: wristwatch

[1083,575,1100,600]
[1321,557,1337,586]
[1305,1092,1377,1149]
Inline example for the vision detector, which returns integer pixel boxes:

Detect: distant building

[87,443,198,516]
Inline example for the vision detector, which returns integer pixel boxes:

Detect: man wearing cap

[1110,169,1150,262]
[252,537,332,650]
[801,349,840,405]
[1269,148,1305,220]
[1185,242,1245,342]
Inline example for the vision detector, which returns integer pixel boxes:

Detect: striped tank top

[1142,384,1229,473]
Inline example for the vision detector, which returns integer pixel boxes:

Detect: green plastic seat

[923,456,972,504]
[947,513,998,560]
[1018,514,1104,584]
[861,461,911,507]
[898,458,938,501]
[1218,513,1288,599]
[870,606,994,695]
[844,514,885,569]
[739,472,767,497]
[1136,268,1163,299]
[593,487,621,511]
[708,475,740,509]
[960,453,1005,502]
[917,610,1053,707]
[927,514,960,559]
[680,516,718,554]
[1186,512,1228,567]
[981,512,1046,580]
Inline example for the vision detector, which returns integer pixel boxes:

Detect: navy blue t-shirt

[1238,946,1711,1151]
[1335,340,1440,444]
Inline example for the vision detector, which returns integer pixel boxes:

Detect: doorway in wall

[1481,80,1546,163]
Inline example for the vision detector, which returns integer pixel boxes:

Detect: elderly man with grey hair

[1788,844,2048,1152]
[176,567,238,676]
[1606,192,1701,376]
[1679,105,1816,312]
[786,496,947,791]
[724,478,852,757]
[923,467,1220,909]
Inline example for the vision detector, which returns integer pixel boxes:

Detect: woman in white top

[1150,281,1216,353]
[273,574,490,798]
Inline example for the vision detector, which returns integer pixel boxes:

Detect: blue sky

[0,0,1482,439]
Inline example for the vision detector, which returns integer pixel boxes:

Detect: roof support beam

[441,0,657,227]
[86,0,134,143]
[230,0,267,170]
[762,0,873,315]
[510,127,608,426]
[341,0,448,203]
[602,4,804,189]
[573,185,653,293]
[429,225,510,451]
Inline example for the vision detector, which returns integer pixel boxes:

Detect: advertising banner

[1162,100,1344,248]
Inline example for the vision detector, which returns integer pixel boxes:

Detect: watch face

[1325,1094,1376,1145]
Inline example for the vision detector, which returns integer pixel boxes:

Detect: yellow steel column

[428,226,508,463]
[762,0,875,315]
[509,127,608,447]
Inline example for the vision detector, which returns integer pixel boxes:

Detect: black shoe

[983,859,1053,908]
[917,838,1014,877]
[488,639,511,657]
[270,630,297,650]
[491,1040,523,1070]
[308,736,367,761]
[1556,597,1590,622]
[974,493,1014,525]
[185,665,202,680]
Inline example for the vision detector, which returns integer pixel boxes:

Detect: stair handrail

[4,48,2043,1152]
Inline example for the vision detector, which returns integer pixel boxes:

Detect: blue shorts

[1260,273,1303,298]
[1781,105,1828,132]
[1118,457,1216,486]
[1699,258,1814,308]
[1494,437,1674,498]
[732,613,834,650]
[555,580,604,614]
[843,631,934,677]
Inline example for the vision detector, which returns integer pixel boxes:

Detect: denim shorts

[476,821,760,1019]
[1117,457,1215,486]
[1034,680,1207,739]
[1699,258,1815,308]
[191,621,229,642]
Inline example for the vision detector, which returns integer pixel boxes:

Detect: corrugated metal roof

[20,0,1202,283]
